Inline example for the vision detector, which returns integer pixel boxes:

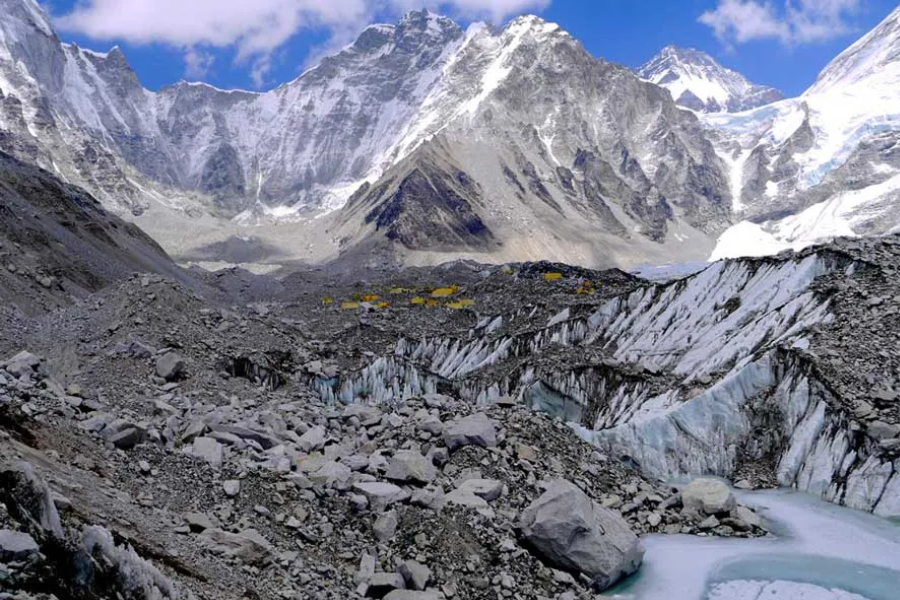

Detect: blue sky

[42,0,897,96]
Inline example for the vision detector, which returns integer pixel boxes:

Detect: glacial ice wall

[308,250,899,516]
[576,350,900,518]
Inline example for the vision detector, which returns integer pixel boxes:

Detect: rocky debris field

[5,234,900,599]
[0,344,764,600]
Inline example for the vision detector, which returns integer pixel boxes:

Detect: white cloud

[699,0,861,46]
[183,47,215,79]
[53,0,550,87]
[787,0,861,42]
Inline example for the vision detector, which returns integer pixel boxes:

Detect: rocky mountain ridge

[2,0,900,269]
[1,0,733,268]
[706,5,900,261]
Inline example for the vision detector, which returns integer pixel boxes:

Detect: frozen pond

[608,490,900,600]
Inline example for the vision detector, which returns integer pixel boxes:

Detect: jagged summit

[637,44,784,113]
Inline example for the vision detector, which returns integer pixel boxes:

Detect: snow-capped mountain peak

[636,44,783,113]
[805,5,900,96]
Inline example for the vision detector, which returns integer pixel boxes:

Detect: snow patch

[711,173,900,260]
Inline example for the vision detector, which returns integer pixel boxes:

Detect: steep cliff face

[0,3,469,216]
[335,17,731,266]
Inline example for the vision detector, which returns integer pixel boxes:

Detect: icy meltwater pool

[608,490,900,600]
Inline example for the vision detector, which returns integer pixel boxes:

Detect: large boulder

[0,530,39,562]
[2,351,41,378]
[155,352,185,381]
[681,478,736,515]
[199,528,272,566]
[385,450,437,484]
[518,479,643,591]
[443,413,497,452]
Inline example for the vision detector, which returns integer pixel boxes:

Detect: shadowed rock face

[362,164,495,251]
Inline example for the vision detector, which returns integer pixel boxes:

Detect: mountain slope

[704,5,900,259]
[637,46,783,113]
[331,17,731,267]
[0,3,468,217]
[2,0,900,269]
[0,150,191,315]
[805,6,900,95]
[0,3,732,269]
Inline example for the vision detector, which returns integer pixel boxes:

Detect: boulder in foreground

[518,479,644,591]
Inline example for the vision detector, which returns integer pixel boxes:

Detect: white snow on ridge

[637,45,782,114]
[806,5,900,96]
[712,173,900,260]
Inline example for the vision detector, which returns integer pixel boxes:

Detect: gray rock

[3,351,41,378]
[443,412,497,451]
[155,352,185,381]
[349,494,370,511]
[383,592,440,600]
[399,560,430,591]
[109,427,144,449]
[356,553,377,585]
[374,510,399,541]
[199,528,272,566]
[344,455,370,472]
[445,487,489,509]
[210,424,279,449]
[0,530,39,562]
[298,425,327,453]
[698,515,719,530]
[880,438,900,452]
[423,393,450,409]
[223,480,241,497]
[515,443,538,462]
[454,478,503,501]
[185,512,215,532]
[352,481,408,511]
[385,450,437,484]
[681,478,736,515]
[367,572,405,597]
[343,404,382,423]
[310,461,353,487]
[193,437,224,469]
[428,447,449,468]
[869,421,900,441]
[410,488,446,512]
[417,414,444,435]
[518,479,643,592]
[180,419,207,443]
[734,505,761,529]
[110,341,155,359]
